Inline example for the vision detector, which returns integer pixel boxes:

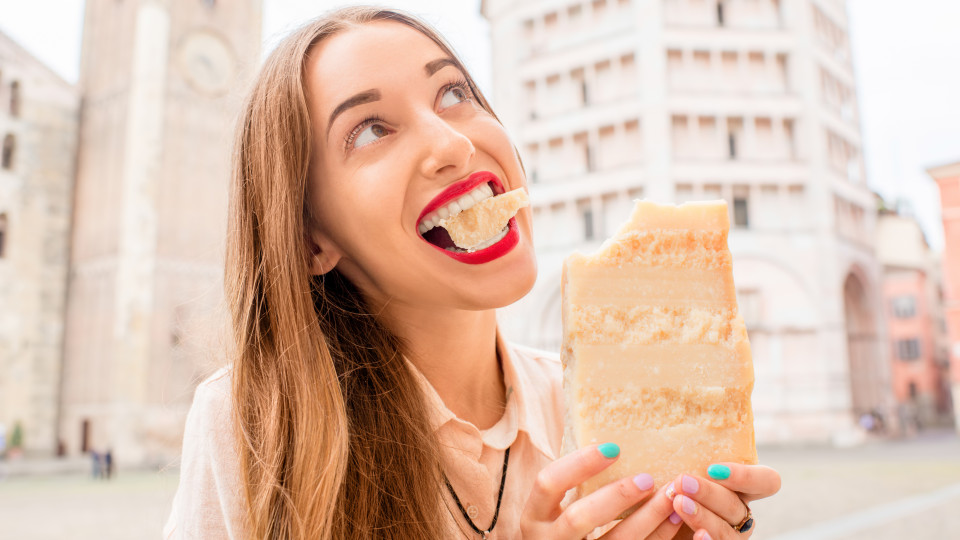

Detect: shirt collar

[403,328,556,460]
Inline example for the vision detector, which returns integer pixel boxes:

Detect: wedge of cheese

[440,188,529,250]
[561,200,757,500]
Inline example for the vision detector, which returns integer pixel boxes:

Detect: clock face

[178,31,235,96]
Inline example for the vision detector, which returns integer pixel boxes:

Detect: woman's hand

[521,443,685,539]
[665,463,781,540]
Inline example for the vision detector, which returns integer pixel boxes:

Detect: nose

[417,114,475,180]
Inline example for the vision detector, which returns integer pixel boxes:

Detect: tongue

[422,226,459,250]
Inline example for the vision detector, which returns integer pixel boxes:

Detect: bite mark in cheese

[440,188,528,250]
[561,200,757,502]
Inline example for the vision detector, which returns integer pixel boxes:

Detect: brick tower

[61,0,261,465]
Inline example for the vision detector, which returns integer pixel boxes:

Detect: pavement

[0,430,957,539]
[752,429,960,540]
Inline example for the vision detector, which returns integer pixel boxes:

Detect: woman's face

[304,20,537,312]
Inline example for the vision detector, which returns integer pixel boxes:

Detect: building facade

[876,205,953,430]
[483,0,889,444]
[0,31,80,457]
[58,0,261,466]
[928,160,960,433]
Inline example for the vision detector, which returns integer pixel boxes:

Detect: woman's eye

[439,85,470,109]
[354,123,389,148]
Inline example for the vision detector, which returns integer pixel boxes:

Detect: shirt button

[466,505,479,519]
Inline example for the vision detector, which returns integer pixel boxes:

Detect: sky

[0,0,957,249]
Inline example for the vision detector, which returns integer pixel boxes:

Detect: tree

[10,421,23,449]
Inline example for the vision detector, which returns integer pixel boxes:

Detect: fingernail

[680,495,698,515]
[707,464,731,480]
[701,533,713,540]
[681,475,699,494]
[633,473,654,490]
[669,512,682,525]
[665,482,677,500]
[597,442,620,458]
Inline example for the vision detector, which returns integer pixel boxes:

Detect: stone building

[0,30,80,457]
[483,0,890,444]
[55,0,262,466]
[928,160,960,433]
[875,203,953,430]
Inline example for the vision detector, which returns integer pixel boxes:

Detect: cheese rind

[440,188,529,249]
[561,200,757,501]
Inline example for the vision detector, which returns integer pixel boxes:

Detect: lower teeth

[445,225,510,253]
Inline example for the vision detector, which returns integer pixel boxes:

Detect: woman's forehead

[307,21,450,107]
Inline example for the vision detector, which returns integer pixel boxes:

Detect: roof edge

[927,160,960,180]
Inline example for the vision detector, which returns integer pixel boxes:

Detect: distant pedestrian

[0,421,6,458]
[104,449,113,480]
[91,449,102,479]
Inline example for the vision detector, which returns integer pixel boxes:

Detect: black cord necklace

[443,446,510,539]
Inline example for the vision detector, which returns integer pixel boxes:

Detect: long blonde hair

[226,7,500,538]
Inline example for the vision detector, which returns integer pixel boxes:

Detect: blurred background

[0,0,958,538]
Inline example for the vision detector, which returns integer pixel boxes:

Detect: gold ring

[734,506,754,534]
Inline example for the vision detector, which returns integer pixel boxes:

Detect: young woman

[164,7,780,539]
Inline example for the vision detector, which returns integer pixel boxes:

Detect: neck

[378,300,505,430]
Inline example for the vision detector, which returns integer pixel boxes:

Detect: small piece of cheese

[440,188,529,249]
[561,200,757,504]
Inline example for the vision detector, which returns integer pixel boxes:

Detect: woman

[164,7,780,539]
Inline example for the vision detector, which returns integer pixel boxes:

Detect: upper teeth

[418,183,495,234]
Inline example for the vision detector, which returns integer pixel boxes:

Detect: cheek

[474,119,525,181]
[312,172,411,266]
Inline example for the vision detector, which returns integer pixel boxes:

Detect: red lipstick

[417,171,505,227]
[417,171,519,265]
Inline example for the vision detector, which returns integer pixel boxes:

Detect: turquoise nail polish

[707,464,731,480]
[597,442,620,458]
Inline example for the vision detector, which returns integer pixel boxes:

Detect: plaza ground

[0,430,957,539]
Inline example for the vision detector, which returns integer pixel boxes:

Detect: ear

[305,229,343,276]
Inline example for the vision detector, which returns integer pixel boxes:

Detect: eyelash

[344,114,387,150]
[342,77,475,151]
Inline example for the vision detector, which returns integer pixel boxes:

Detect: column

[744,115,756,161]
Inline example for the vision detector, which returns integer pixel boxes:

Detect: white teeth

[419,182,500,235]
[458,193,477,211]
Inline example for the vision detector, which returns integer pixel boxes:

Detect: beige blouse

[163,332,564,539]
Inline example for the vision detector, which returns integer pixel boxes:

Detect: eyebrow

[326,90,381,139]
[325,58,460,140]
[424,57,458,77]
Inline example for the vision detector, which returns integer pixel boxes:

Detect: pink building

[876,208,952,429]
[928,161,960,432]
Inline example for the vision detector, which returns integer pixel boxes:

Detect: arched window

[1,134,14,170]
[0,213,8,258]
[9,80,20,117]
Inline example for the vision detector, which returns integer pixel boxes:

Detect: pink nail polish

[682,475,699,494]
[680,495,698,515]
[665,482,677,500]
[633,473,654,491]
[701,532,713,540]
[669,512,682,525]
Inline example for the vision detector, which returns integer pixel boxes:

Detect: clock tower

[61,0,261,465]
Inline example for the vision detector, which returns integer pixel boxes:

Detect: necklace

[443,447,510,539]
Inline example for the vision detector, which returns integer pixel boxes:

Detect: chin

[464,244,537,310]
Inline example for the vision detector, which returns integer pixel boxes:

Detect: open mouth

[417,172,508,253]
